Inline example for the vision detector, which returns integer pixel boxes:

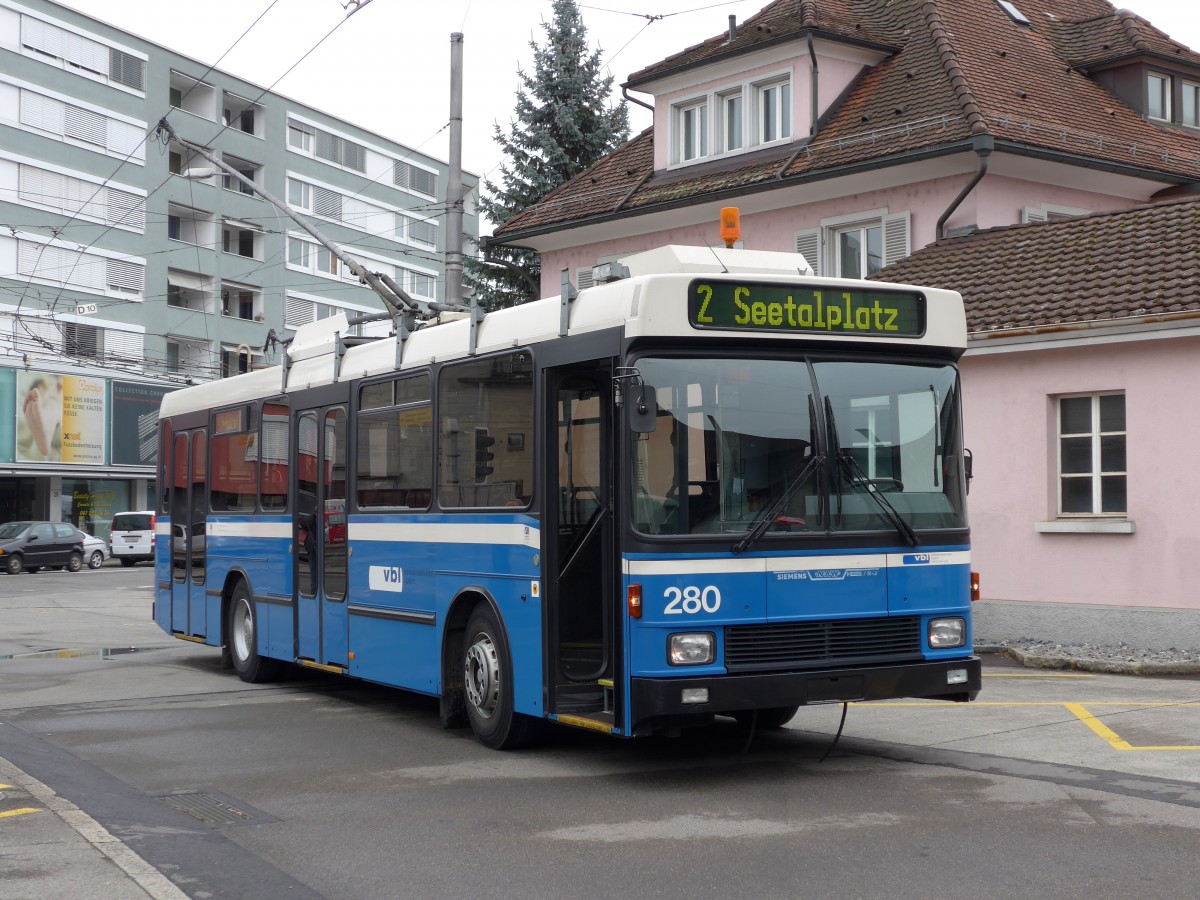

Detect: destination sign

[688,280,925,337]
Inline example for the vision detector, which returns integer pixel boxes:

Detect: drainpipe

[936,134,994,240]
[807,32,819,137]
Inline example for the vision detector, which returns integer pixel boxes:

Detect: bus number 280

[663,585,721,615]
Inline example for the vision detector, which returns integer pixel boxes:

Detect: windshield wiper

[837,451,919,547]
[823,395,917,546]
[732,453,824,554]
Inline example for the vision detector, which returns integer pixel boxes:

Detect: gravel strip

[977,640,1200,676]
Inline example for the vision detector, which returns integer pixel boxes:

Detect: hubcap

[233,600,253,661]
[464,632,500,718]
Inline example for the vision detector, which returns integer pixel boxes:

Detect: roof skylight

[997,0,1030,25]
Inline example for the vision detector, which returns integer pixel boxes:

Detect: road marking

[0,807,42,819]
[860,701,1200,751]
[1064,703,1200,751]
[0,757,189,899]
[982,672,1094,678]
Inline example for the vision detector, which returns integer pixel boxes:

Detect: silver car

[75,529,110,569]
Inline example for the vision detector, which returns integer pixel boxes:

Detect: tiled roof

[871,196,1200,333]
[1046,10,1200,69]
[495,0,1200,241]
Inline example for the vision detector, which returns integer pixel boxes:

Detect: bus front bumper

[629,657,981,728]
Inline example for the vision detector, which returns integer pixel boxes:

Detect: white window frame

[18,10,147,97]
[1183,80,1200,128]
[833,222,884,279]
[674,97,708,164]
[754,76,791,145]
[1056,392,1126,518]
[717,89,743,153]
[1147,72,1172,121]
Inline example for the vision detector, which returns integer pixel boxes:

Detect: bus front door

[169,429,208,637]
[545,362,618,726]
[294,407,349,669]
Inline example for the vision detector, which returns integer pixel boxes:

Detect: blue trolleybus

[154,242,981,748]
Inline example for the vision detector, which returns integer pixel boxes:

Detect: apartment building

[0,0,478,534]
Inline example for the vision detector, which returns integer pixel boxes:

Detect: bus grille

[724,617,923,673]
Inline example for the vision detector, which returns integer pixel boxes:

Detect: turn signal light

[628,583,642,619]
[970,571,980,602]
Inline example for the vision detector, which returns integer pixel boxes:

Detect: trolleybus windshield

[630,356,966,538]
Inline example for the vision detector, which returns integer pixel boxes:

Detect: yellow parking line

[0,807,42,819]
[1065,703,1200,751]
[983,672,1093,678]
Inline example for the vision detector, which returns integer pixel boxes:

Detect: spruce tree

[469,0,629,310]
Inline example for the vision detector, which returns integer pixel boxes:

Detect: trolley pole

[446,32,465,307]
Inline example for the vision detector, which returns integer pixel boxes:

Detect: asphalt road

[2,566,1199,899]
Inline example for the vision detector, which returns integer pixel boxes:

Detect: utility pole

[446,32,465,307]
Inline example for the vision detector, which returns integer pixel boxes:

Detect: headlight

[928,617,966,648]
[668,633,715,665]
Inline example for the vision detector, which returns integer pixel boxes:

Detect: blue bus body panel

[624,546,971,681]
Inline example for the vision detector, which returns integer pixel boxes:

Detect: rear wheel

[67,552,83,573]
[732,705,800,730]
[228,581,282,683]
[120,557,135,567]
[462,605,534,750]
[6,555,24,574]
[88,550,104,569]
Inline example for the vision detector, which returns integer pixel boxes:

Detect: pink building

[490,0,1200,612]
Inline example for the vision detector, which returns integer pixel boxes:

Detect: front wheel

[67,552,83,573]
[88,550,104,569]
[462,605,534,750]
[228,582,282,683]
[5,555,22,575]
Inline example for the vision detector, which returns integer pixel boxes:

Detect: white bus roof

[160,246,965,420]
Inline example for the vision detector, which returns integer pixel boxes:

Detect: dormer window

[677,98,708,162]
[1147,72,1171,121]
[756,78,791,144]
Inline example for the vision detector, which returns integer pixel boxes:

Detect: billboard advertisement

[15,371,105,464]
[112,381,176,466]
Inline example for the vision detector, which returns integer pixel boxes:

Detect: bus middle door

[294,407,349,669]
[545,362,618,728]
[169,429,208,637]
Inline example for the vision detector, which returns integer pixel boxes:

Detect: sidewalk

[973,598,1200,675]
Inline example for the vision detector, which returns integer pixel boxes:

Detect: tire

[732,705,800,730]
[67,552,83,573]
[462,605,534,750]
[6,555,24,575]
[120,557,135,567]
[88,550,104,569]
[228,581,282,683]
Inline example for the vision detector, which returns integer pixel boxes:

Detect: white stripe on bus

[626,551,969,577]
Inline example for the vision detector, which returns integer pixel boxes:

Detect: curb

[983,645,1200,676]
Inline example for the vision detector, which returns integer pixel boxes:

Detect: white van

[109,511,156,566]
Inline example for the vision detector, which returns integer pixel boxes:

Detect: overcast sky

[54,0,1199,200]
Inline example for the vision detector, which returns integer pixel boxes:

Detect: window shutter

[66,176,105,221]
[106,258,144,294]
[313,186,342,220]
[65,31,108,76]
[18,166,62,210]
[106,119,145,160]
[1021,206,1049,224]
[393,160,411,189]
[107,188,145,230]
[794,228,821,276]
[64,104,107,146]
[103,329,143,362]
[20,90,65,135]
[342,141,366,172]
[21,17,62,57]
[286,296,315,328]
[882,212,911,268]
[315,129,339,163]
